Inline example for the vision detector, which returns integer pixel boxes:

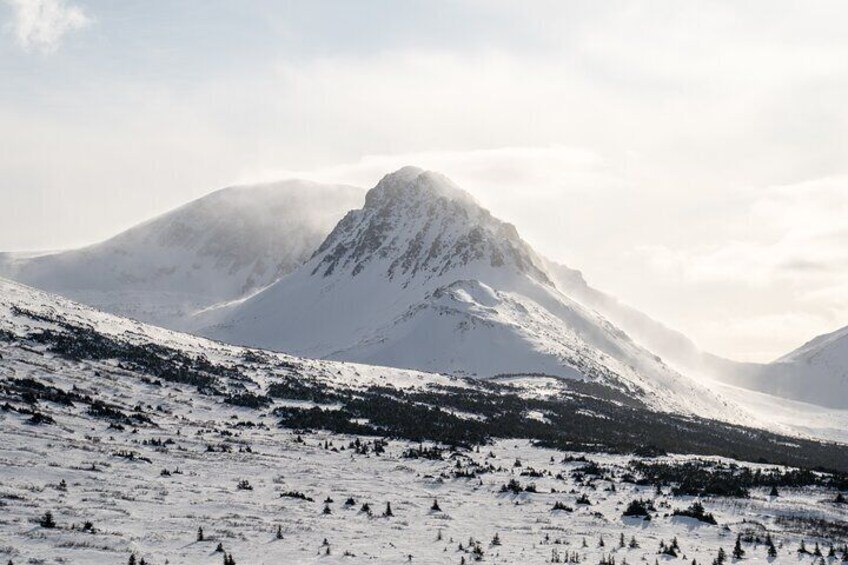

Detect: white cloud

[638,176,848,286]
[628,176,848,360]
[5,0,91,53]
[243,145,620,198]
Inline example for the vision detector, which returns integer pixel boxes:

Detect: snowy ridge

[0,277,464,396]
[721,324,848,410]
[544,260,848,410]
[0,180,363,331]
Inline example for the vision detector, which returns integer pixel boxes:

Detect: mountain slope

[544,260,848,410]
[715,325,848,410]
[202,167,739,418]
[0,180,363,329]
[544,260,746,382]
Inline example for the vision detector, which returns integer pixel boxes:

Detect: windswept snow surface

[0,179,363,331]
[545,260,848,410]
[707,382,848,444]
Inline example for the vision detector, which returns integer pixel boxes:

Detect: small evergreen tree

[472,542,485,560]
[431,499,441,512]
[769,485,779,497]
[39,511,56,528]
[766,534,777,559]
[492,533,501,546]
[276,525,283,540]
[197,526,204,542]
[733,535,745,559]
[384,502,393,517]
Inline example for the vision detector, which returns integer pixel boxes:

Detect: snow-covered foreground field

[2,397,848,565]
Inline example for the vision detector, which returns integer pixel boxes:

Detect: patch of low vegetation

[672,501,717,524]
[622,498,654,518]
[14,306,239,393]
[279,491,314,502]
[224,391,272,409]
[630,459,847,498]
[272,376,848,473]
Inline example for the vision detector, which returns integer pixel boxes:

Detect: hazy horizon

[2,0,847,363]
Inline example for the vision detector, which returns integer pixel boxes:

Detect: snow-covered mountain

[708,325,848,410]
[0,180,363,330]
[3,167,843,412]
[202,167,738,417]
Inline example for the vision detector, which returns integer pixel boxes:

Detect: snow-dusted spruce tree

[733,535,745,559]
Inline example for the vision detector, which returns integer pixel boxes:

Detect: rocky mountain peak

[310,168,552,285]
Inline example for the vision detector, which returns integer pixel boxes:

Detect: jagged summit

[310,167,551,286]
[363,166,477,208]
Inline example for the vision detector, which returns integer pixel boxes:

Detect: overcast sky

[2,0,848,362]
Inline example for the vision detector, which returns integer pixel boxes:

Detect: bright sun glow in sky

[2,0,848,362]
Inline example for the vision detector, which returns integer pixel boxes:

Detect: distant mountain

[202,167,738,418]
[0,180,363,330]
[710,325,848,410]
